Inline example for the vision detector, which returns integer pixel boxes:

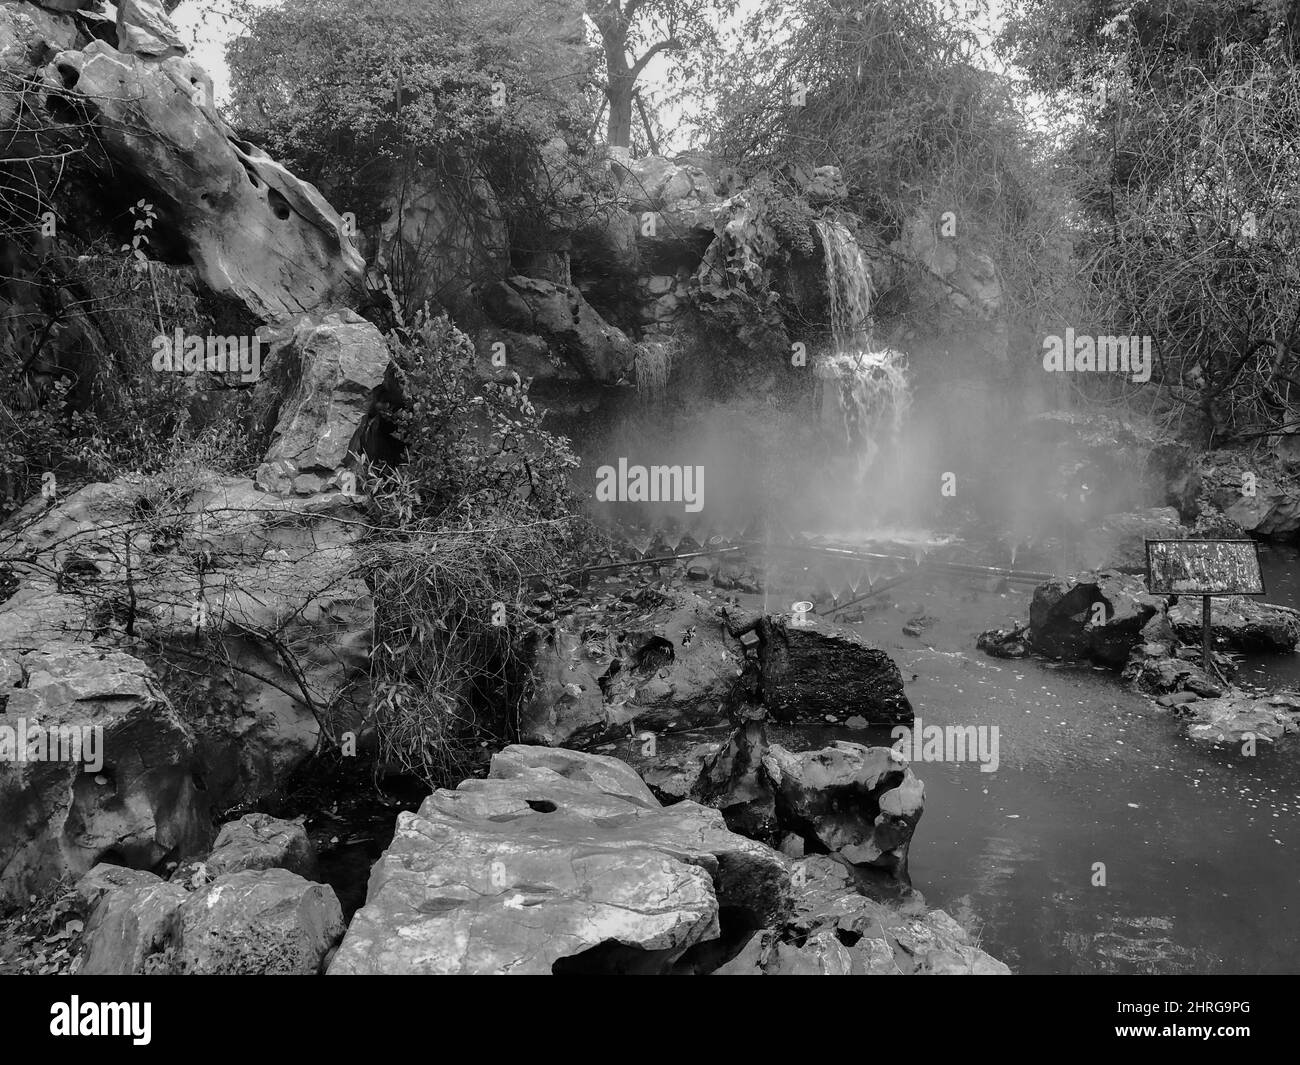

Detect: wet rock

[1168,597,1300,653]
[713,559,763,593]
[976,623,1031,658]
[203,813,318,880]
[328,745,790,974]
[1029,571,1165,667]
[0,644,208,906]
[255,310,390,495]
[755,613,913,724]
[691,719,780,843]
[762,742,923,876]
[1173,689,1300,745]
[1123,648,1226,698]
[1080,507,1187,573]
[902,614,937,638]
[720,856,1009,975]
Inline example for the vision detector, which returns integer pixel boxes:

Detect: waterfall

[816,218,875,349]
[813,219,910,473]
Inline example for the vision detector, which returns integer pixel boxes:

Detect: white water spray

[813,219,910,474]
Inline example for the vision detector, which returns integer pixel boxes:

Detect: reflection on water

[760,551,1300,974]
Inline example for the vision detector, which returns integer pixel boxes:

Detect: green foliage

[1001,0,1300,442]
[695,0,1070,348]
[381,308,580,521]
[0,251,259,516]
[226,0,604,313]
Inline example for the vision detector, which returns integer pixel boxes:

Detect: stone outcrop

[715,856,1009,975]
[1,472,373,811]
[479,275,636,384]
[41,34,364,322]
[1199,450,1300,539]
[1167,689,1300,745]
[689,723,924,878]
[328,745,790,974]
[255,310,391,494]
[763,742,924,875]
[0,644,207,904]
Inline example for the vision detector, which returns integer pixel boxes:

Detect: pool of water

[753,556,1300,973]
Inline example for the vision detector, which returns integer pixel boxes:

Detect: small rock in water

[845,715,869,729]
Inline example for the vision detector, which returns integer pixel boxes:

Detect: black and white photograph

[0,0,1293,1025]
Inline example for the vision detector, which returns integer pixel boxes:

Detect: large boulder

[520,590,745,747]
[1169,596,1300,653]
[0,644,208,905]
[753,613,913,724]
[328,745,790,974]
[169,869,343,974]
[255,310,391,495]
[41,39,363,321]
[1,472,373,811]
[77,875,187,975]
[200,812,318,880]
[1029,571,1166,668]
[76,867,345,974]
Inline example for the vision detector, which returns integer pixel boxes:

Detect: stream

[776,546,1300,974]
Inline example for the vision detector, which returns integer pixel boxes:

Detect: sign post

[1145,539,1266,673]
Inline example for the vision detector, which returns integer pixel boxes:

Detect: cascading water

[813,219,910,474]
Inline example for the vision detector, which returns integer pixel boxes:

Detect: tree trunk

[606,73,634,148]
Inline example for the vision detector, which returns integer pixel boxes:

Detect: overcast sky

[169,0,1026,152]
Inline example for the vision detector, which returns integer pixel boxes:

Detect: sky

[169,0,1033,152]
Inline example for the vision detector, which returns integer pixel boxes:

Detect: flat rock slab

[329,745,789,974]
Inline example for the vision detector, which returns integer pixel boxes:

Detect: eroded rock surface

[0,644,207,905]
[328,745,790,974]
[716,856,1009,975]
